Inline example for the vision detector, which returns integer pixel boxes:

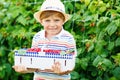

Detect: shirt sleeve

[65,35,77,71]
[67,36,77,58]
[31,36,37,48]
[31,32,41,48]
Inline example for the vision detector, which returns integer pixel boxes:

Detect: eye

[55,19,60,22]
[45,19,50,22]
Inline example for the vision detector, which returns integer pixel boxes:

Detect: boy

[13,0,77,80]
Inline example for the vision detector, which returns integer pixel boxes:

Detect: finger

[21,66,27,70]
[52,63,55,68]
[54,65,61,73]
[12,66,15,69]
[13,66,18,70]
[52,65,58,73]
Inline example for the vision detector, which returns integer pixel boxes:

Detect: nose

[49,21,56,28]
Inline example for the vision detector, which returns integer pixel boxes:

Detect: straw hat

[34,0,70,23]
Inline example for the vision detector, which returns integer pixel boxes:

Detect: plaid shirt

[32,28,77,80]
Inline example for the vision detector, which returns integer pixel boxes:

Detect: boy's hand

[12,65,37,73]
[52,62,61,74]
[12,65,28,73]
[13,65,40,73]
[52,62,72,75]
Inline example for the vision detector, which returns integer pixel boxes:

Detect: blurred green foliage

[0,0,120,80]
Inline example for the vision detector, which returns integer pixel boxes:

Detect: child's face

[40,15,64,36]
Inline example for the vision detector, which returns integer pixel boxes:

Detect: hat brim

[34,10,70,23]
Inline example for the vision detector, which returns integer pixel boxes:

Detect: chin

[51,33,58,35]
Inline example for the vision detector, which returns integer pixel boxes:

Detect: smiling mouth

[49,29,57,31]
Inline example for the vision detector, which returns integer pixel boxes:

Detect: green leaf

[85,0,91,6]
[96,76,102,80]
[80,78,89,80]
[0,66,5,78]
[115,19,120,27]
[98,31,105,40]
[88,1,97,13]
[9,6,21,18]
[96,17,110,28]
[60,51,66,55]
[102,59,113,69]
[107,42,114,50]
[65,2,73,13]
[105,21,118,36]
[84,15,93,22]
[72,13,81,21]
[93,56,103,67]
[4,63,12,76]
[112,67,120,80]
[16,16,27,26]
[95,40,107,54]
[112,53,120,66]
[91,71,97,77]
[109,77,117,80]
[99,6,106,13]
[80,58,89,70]
[0,69,5,78]
[0,46,6,57]
[115,37,120,46]
[68,3,73,11]
[71,71,80,79]
[95,43,103,54]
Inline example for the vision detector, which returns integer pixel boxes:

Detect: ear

[39,20,43,25]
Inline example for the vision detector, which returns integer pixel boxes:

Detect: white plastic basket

[14,48,75,72]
